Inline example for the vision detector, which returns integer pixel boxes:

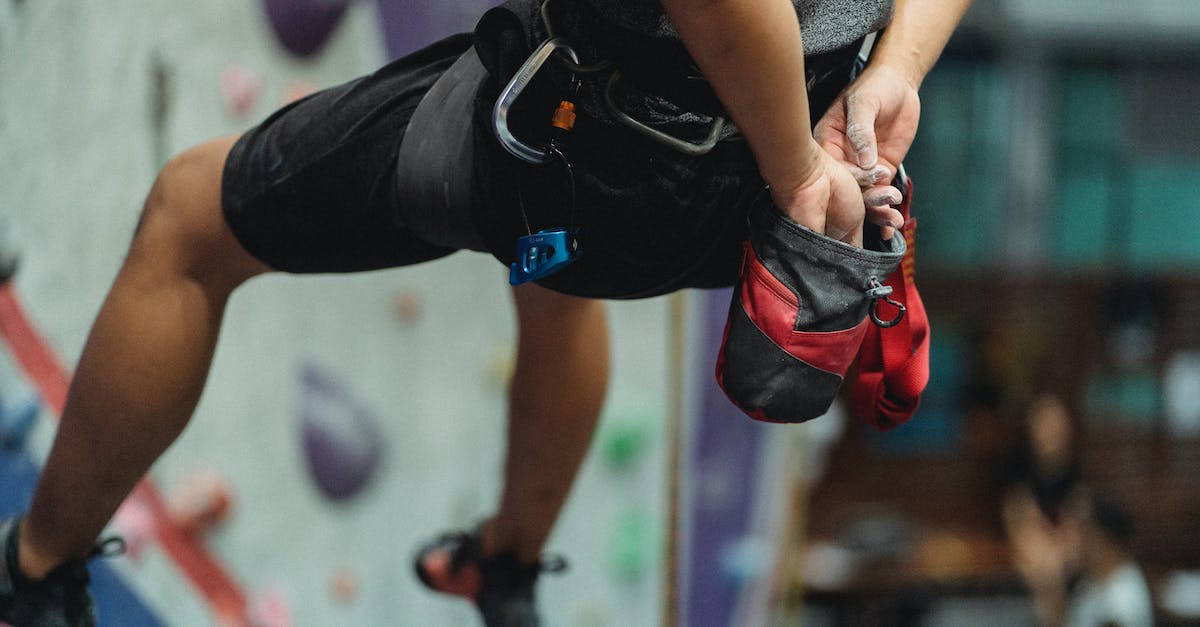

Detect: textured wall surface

[0,1,670,624]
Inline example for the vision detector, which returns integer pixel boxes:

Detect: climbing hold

[220,63,263,119]
[718,536,774,585]
[114,500,156,563]
[261,0,352,58]
[609,508,653,581]
[391,290,423,324]
[484,343,515,389]
[281,79,317,105]
[299,364,384,502]
[166,471,233,538]
[599,416,653,471]
[249,585,293,627]
[329,567,358,603]
[572,602,608,627]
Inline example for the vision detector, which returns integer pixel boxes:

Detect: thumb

[844,95,879,170]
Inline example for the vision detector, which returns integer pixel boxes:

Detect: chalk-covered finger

[863,184,903,208]
[866,204,902,241]
[845,94,880,169]
[852,165,893,188]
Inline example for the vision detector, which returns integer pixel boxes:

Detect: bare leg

[481,283,609,562]
[18,135,269,579]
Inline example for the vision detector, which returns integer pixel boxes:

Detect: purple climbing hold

[261,0,352,58]
[299,364,384,502]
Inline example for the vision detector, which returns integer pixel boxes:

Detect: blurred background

[0,0,1198,625]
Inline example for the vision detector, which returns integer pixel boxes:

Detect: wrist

[867,53,925,91]
[767,145,833,227]
[763,138,825,196]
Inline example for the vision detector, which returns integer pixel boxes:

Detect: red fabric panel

[740,245,871,376]
[850,179,932,430]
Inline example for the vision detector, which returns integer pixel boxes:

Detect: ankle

[16,520,62,581]
[478,518,540,563]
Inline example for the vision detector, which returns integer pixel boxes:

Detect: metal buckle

[493,38,580,165]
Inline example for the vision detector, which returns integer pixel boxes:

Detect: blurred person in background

[0,0,973,625]
[1004,394,1085,527]
[1009,490,1153,627]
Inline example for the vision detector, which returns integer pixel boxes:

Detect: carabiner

[866,277,905,328]
[493,38,581,164]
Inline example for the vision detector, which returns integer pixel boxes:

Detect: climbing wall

[0,0,671,625]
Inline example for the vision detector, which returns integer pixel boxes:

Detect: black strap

[395,47,490,252]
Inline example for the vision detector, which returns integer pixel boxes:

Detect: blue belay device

[509,229,581,285]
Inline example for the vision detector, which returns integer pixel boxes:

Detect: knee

[130,137,264,288]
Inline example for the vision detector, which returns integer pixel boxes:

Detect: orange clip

[551,100,576,131]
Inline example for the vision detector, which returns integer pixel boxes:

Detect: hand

[770,145,867,247]
[814,64,921,240]
[1005,493,1068,592]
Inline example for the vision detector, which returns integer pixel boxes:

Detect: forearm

[870,0,973,88]
[660,0,822,192]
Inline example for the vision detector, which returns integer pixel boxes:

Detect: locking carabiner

[493,38,581,165]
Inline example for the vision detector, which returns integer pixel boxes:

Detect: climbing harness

[493,0,736,284]
[536,0,725,156]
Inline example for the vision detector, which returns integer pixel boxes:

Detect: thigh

[220,34,475,274]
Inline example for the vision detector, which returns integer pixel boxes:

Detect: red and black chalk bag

[716,178,928,428]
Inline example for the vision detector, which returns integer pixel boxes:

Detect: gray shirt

[581,0,894,55]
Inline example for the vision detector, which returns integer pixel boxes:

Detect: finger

[813,94,847,145]
[863,184,903,208]
[828,221,863,247]
[866,204,903,228]
[845,94,879,169]
[852,165,893,188]
[866,205,903,241]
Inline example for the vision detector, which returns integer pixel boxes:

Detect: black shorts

[221,2,858,298]
[221,34,474,274]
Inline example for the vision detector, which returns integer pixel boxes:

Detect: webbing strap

[395,47,489,252]
[850,177,931,430]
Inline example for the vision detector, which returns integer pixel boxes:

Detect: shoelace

[63,539,125,587]
[89,537,126,560]
[435,531,568,576]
